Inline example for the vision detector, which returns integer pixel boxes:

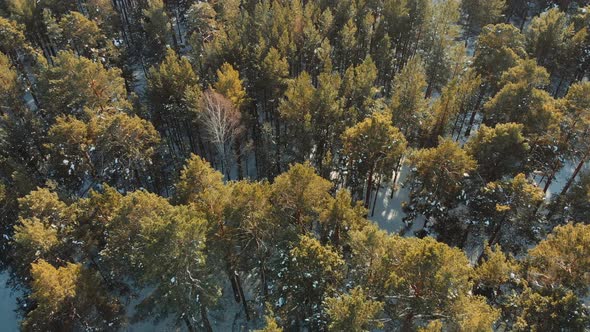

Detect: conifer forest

[2,0,590,331]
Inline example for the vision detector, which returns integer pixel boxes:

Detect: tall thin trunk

[174,3,183,44]
[390,156,403,199]
[364,167,374,209]
[260,258,268,297]
[371,175,382,217]
[488,216,506,246]
[184,317,196,332]
[554,76,565,98]
[455,108,469,141]
[465,87,486,137]
[200,305,213,332]
[235,273,251,321]
[543,161,560,193]
[234,140,243,180]
[559,154,588,196]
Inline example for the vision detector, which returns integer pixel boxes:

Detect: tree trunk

[184,317,196,332]
[260,258,268,298]
[228,270,241,303]
[425,81,433,99]
[174,3,183,44]
[235,273,251,321]
[543,161,560,193]
[371,174,382,217]
[234,140,243,180]
[465,87,486,137]
[364,167,374,209]
[559,154,588,196]
[391,156,403,199]
[553,76,564,98]
[200,305,213,332]
[488,218,504,246]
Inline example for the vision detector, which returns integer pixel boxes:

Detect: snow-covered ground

[538,160,583,200]
[367,166,425,236]
[0,271,20,331]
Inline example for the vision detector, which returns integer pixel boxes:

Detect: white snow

[0,271,20,331]
[368,166,426,236]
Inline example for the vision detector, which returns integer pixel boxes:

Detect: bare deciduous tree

[200,90,243,178]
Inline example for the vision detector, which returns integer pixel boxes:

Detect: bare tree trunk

[543,160,560,193]
[184,317,196,332]
[235,273,251,321]
[390,156,403,199]
[465,87,486,137]
[560,154,588,196]
[364,167,374,209]
[200,305,213,332]
[371,174,382,217]
[260,258,268,298]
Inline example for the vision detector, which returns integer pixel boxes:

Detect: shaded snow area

[0,271,20,331]
[368,166,425,236]
[538,160,586,200]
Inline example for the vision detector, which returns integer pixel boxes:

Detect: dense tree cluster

[1,0,590,331]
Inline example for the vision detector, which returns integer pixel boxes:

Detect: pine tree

[408,138,477,205]
[0,16,33,57]
[340,56,379,123]
[148,48,200,156]
[310,71,344,175]
[342,112,407,208]
[255,312,283,332]
[279,71,316,163]
[270,163,332,233]
[325,287,384,332]
[319,189,368,248]
[46,112,160,190]
[336,18,359,71]
[102,189,220,331]
[71,185,123,258]
[0,52,23,112]
[274,235,345,330]
[472,174,545,252]
[483,59,560,138]
[22,260,123,331]
[473,24,527,94]
[133,205,220,332]
[556,82,590,197]
[385,236,474,329]
[186,2,217,44]
[12,188,70,277]
[448,295,500,331]
[561,170,590,222]
[83,0,121,40]
[389,56,429,144]
[142,0,172,61]
[527,223,590,294]
[474,244,519,290]
[13,188,73,280]
[225,180,274,297]
[420,0,462,96]
[347,223,399,296]
[465,123,530,181]
[461,0,506,35]
[526,8,579,76]
[214,62,247,110]
[58,11,110,59]
[513,287,590,331]
[174,154,227,221]
[36,51,130,118]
